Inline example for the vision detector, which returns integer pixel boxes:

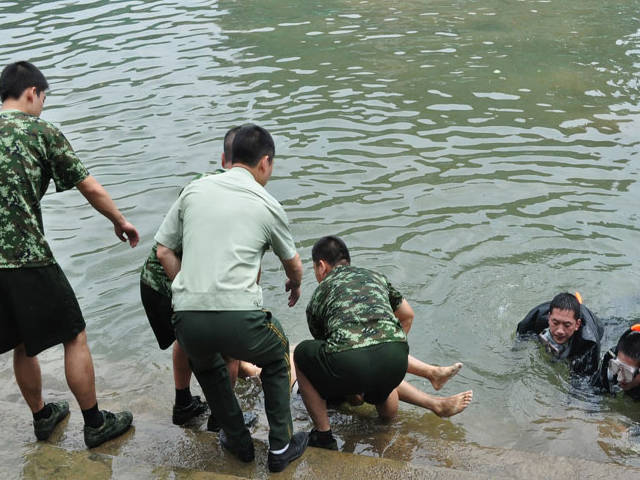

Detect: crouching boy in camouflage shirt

[294,236,410,450]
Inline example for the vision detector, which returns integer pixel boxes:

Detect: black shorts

[140,281,175,350]
[294,340,408,405]
[0,264,86,357]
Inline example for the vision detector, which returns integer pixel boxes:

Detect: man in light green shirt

[155,124,307,472]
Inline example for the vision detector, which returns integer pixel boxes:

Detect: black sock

[175,387,193,407]
[315,428,335,444]
[82,403,104,429]
[33,404,52,421]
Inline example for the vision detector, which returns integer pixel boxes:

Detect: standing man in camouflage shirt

[294,235,411,450]
[0,61,138,447]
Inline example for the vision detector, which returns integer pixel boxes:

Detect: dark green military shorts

[0,264,86,356]
[140,281,174,350]
[294,340,408,405]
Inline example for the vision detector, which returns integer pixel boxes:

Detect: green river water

[1,0,640,475]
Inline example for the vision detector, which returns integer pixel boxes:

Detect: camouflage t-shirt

[140,170,224,296]
[306,265,407,353]
[0,110,89,268]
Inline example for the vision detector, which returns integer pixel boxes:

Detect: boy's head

[616,331,640,391]
[311,236,351,283]
[548,292,581,345]
[221,126,241,168]
[1,62,49,117]
[1,62,49,116]
[1,61,48,102]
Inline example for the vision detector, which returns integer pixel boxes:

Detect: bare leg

[238,360,261,379]
[375,389,399,422]
[172,340,192,390]
[396,381,472,418]
[63,330,97,410]
[294,358,330,431]
[175,340,241,390]
[13,344,44,413]
[406,355,463,391]
[237,344,298,391]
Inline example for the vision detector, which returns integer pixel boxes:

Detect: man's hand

[285,279,301,307]
[115,220,139,247]
[281,252,303,307]
[77,175,139,248]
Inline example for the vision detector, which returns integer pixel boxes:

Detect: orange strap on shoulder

[574,292,583,304]
[631,324,640,333]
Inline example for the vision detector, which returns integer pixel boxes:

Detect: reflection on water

[2,0,640,473]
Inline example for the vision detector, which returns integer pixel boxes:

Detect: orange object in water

[575,292,583,304]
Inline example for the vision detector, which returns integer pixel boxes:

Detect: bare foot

[430,362,463,391]
[434,390,473,418]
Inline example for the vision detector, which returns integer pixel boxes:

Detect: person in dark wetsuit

[517,292,604,377]
[594,324,640,400]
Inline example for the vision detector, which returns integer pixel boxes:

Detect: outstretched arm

[76,175,139,247]
[281,252,303,307]
[394,299,414,334]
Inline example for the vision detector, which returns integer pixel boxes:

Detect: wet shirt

[140,171,221,297]
[0,110,89,268]
[516,301,603,377]
[306,265,407,353]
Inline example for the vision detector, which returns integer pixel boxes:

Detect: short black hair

[618,332,640,363]
[231,124,275,167]
[549,292,580,320]
[0,61,49,102]
[312,236,351,267]
[223,126,241,160]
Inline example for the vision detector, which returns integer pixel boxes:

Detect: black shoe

[268,431,309,473]
[219,429,255,463]
[84,410,133,448]
[308,428,338,450]
[33,401,69,441]
[207,411,258,432]
[172,396,208,425]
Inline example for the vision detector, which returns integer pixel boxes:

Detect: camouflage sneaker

[84,410,133,448]
[172,396,208,425]
[308,428,338,450]
[33,401,69,441]
[207,411,258,432]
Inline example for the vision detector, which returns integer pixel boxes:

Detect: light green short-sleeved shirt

[154,167,297,311]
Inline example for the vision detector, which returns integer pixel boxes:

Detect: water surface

[2,0,640,475]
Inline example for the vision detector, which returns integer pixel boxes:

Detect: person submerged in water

[517,292,604,377]
[594,324,640,400]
